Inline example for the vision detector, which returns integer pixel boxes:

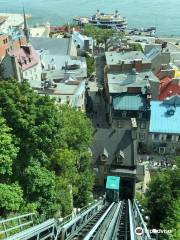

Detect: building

[91,128,137,199]
[0,28,27,60]
[30,37,77,57]
[72,30,93,53]
[0,13,29,32]
[39,78,86,110]
[30,23,50,38]
[105,51,152,73]
[1,44,42,89]
[0,32,9,60]
[31,37,87,80]
[149,95,180,154]
[145,47,170,74]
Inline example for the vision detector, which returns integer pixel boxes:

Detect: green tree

[0,183,23,216]
[0,115,18,176]
[83,25,124,50]
[0,80,94,218]
[145,169,180,227]
[161,199,180,240]
[85,54,95,77]
[129,43,143,52]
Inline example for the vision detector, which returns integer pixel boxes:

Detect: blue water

[0,0,180,35]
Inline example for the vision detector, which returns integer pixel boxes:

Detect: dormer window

[116,150,124,164]
[100,148,108,161]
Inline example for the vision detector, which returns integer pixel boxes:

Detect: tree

[0,115,18,176]
[83,25,124,50]
[129,43,143,52]
[0,80,94,218]
[161,199,180,240]
[0,183,23,216]
[85,54,95,77]
[145,168,180,239]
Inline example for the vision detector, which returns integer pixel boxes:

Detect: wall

[69,39,77,57]
[1,54,22,81]
[0,34,9,59]
[23,61,42,89]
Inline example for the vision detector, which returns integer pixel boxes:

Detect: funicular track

[116,200,130,240]
[70,203,111,240]
[3,198,153,240]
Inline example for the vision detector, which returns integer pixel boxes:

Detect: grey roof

[107,71,158,94]
[145,47,160,60]
[91,128,136,167]
[113,93,146,111]
[105,51,151,65]
[30,37,71,55]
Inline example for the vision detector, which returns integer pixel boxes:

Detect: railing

[0,213,35,239]
[132,200,152,240]
[84,202,115,240]
[58,198,104,240]
[103,201,123,239]
[6,219,56,240]
[128,199,135,240]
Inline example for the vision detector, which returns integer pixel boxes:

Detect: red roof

[159,76,180,100]
[11,45,39,71]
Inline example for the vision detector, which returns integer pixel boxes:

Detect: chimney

[134,59,142,72]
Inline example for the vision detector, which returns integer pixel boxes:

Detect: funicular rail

[3,199,153,240]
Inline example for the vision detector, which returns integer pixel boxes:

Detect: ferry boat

[73,10,127,30]
[89,10,127,30]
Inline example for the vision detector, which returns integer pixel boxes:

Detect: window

[159,147,166,154]
[139,133,145,141]
[166,134,172,141]
[117,120,121,128]
[122,111,127,118]
[3,38,8,44]
[154,134,159,140]
[138,112,143,118]
[140,121,146,129]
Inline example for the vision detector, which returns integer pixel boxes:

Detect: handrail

[103,201,122,239]
[0,213,35,238]
[0,213,35,224]
[128,199,135,240]
[84,202,115,240]
[133,200,152,239]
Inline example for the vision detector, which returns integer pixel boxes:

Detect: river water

[0,0,180,35]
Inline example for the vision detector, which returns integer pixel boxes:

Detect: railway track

[116,201,130,240]
[71,204,110,240]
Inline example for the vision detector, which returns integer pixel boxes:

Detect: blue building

[149,95,180,154]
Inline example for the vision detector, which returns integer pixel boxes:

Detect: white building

[1,45,42,89]
[72,30,93,53]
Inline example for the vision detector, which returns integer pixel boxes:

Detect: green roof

[113,94,146,111]
[106,176,120,190]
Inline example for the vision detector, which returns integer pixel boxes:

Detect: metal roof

[105,51,151,65]
[30,37,71,55]
[107,71,158,94]
[150,95,180,134]
[113,94,146,111]
[91,128,136,167]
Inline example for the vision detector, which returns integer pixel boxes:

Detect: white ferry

[73,10,127,30]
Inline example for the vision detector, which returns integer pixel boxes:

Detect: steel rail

[128,199,135,240]
[83,202,115,240]
[102,201,123,240]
